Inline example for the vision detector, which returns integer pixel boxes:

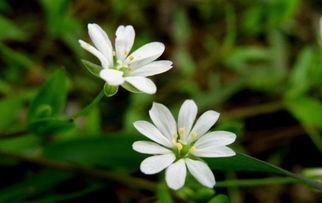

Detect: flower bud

[103,83,118,97]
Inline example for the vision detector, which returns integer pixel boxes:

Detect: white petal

[79,40,110,68]
[115,25,135,62]
[149,102,177,141]
[185,158,215,188]
[132,141,171,154]
[178,100,198,143]
[99,69,124,86]
[128,60,173,77]
[133,121,172,147]
[192,146,236,158]
[126,42,165,68]
[88,23,113,65]
[140,153,175,174]
[124,76,156,94]
[188,110,220,143]
[165,159,186,190]
[194,131,236,149]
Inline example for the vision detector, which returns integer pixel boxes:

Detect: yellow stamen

[178,128,185,135]
[176,143,183,151]
[112,51,116,56]
[191,132,197,138]
[128,67,133,72]
[189,146,196,153]
[172,141,183,151]
[124,50,128,55]
[129,56,134,61]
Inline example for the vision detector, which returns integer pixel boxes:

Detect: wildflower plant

[2,4,322,201]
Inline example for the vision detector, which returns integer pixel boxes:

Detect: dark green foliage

[0,0,322,202]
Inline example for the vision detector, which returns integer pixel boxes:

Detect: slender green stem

[216,177,298,187]
[237,153,322,191]
[69,89,105,120]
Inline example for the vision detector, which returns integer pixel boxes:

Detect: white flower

[132,99,236,190]
[79,23,173,94]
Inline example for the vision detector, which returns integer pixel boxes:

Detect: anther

[176,143,183,151]
[129,56,134,61]
[128,67,133,72]
[191,132,197,138]
[123,50,128,55]
[178,128,185,135]
[189,146,196,153]
[112,51,116,56]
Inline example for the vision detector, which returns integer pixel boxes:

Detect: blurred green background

[0,0,322,202]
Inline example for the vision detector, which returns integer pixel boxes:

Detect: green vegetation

[0,0,321,202]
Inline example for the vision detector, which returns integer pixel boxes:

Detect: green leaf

[0,15,26,41]
[43,135,322,190]
[267,0,300,27]
[286,96,322,127]
[208,194,228,203]
[28,118,75,136]
[0,43,36,70]
[27,70,68,123]
[103,83,118,97]
[172,8,190,44]
[224,46,270,72]
[40,0,70,38]
[286,47,314,98]
[195,74,248,107]
[0,97,23,131]
[0,134,39,153]
[81,59,101,77]
[43,135,145,168]
[173,47,195,76]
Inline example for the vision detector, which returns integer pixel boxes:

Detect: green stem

[238,153,322,191]
[216,177,298,187]
[69,89,105,120]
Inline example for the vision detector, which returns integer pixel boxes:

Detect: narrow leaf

[27,70,68,123]
[28,118,75,136]
[81,59,101,77]
[286,96,322,128]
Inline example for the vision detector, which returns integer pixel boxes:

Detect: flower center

[172,127,196,158]
[111,50,134,73]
